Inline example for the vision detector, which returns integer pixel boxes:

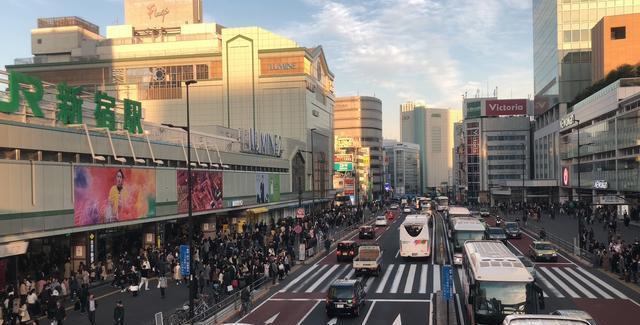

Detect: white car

[375,215,388,227]
[550,310,598,325]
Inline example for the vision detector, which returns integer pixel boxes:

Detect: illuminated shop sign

[562,167,570,186]
[560,114,576,128]
[593,180,608,189]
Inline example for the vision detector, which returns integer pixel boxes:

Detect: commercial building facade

[400,102,461,194]
[333,96,383,199]
[591,13,640,83]
[383,140,421,196]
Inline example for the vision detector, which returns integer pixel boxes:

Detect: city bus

[399,215,431,258]
[450,217,485,265]
[436,195,449,212]
[446,206,471,226]
[462,240,539,325]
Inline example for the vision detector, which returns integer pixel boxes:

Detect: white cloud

[278,0,532,139]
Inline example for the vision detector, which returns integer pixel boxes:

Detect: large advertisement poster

[177,170,223,213]
[74,166,156,226]
[269,174,281,202]
[256,174,269,203]
[485,99,528,116]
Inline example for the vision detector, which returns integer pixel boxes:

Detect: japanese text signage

[0,71,144,134]
[334,154,353,163]
[336,137,354,148]
[180,245,190,276]
[442,265,452,301]
[334,162,353,172]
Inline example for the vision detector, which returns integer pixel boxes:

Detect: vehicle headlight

[347,299,352,304]
[552,253,557,256]
[537,252,543,256]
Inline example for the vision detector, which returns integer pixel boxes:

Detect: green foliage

[570,64,640,107]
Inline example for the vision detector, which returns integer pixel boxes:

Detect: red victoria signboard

[485,99,527,116]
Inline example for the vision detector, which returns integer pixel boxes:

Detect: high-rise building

[533,0,640,116]
[334,96,383,199]
[591,13,640,83]
[400,102,461,194]
[8,0,335,197]
[383,140,421,196]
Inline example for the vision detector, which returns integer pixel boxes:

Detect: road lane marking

[344,268,356,279]
[428,292,434,325]
[306,264,340,292]
[395,249,400,259]
[419,265,428,294]
[455,293,466,325]
[553,267,596,299]
[535,271,564,298]
[575,267,628,299]
[269,298,430,302]
[564,267,612,299]
[296,299,321,325]
[376,264,395,293]
[539,267,579,298]
[319,264,350,292]
[281,264,319,292]
[362,300,377,325]
[365,276,375,292]
[293,265,327,293]
[404,264,417,293]
[433,264,441,292]
[390,264,406,293]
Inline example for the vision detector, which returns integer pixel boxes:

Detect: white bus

[399,215,431,258]
[436,196,449,212]
[450,217,486,265]
[502,315,590,325]
[462,240,539,325]
[447,206,471,226]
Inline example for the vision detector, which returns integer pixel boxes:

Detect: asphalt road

[233,211,440,325]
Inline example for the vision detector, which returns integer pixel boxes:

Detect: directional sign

[179,245,190,276]
[442,265,452,301]
[265,312,279,324]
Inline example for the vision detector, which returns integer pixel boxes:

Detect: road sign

[442,265,452,301]
[296,208,305,218]
[334,162,353,172]
[179,245,190,276]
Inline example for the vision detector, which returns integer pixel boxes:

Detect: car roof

[552,310,593,319]
[505,221,518,225]
[487,227,503,231]
[338,240,356,244]
[331,279,358,286]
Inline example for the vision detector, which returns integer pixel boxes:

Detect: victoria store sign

[485,99,527,117]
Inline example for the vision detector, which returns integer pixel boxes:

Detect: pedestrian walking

[173,263,183,285]
[139,258,150,291]
[87,294,97,325]
[113,300,124,325]
[158,276,167,299]
[54,301,66,325]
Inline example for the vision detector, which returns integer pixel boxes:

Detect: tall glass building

[533,0,640,115]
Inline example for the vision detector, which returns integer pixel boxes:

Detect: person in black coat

[113,300,125,325]
[55,300,67,325]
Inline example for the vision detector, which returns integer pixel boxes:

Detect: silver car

[550,310,598,325]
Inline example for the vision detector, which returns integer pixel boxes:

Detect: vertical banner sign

[269,174,281,202]
[180,245,190,276]
[256,174,269,203]
[442,265,452,301]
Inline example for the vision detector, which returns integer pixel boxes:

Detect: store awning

[246,207,269,214]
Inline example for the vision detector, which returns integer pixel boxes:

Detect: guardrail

[520,222,595,263]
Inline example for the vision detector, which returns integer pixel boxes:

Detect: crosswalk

[283,263,439,295]
[536,266,628,300]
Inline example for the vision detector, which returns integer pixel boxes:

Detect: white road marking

[365,276,375,292]
[306,264,340,292]
[292,264,327,293]
[428,292,434,325]
[395,249,400,259]
[431,216,436,265]
[296,299,321,325]
[362,300,377,325]
[376,264,395,293]
[319,264,350,292]
[553,267,596,299]
[390,264,406,293]
[281,264,319,292]
[536,271,565,298]
[265,312,280,324]
[433,264,441,292]
[455,293,466,325]
[538,267,579,298]
[575,267,629,299]
[392,314,402,325]
[269,298,430,302]
[344,268,356,280]
[404,264,417,293]
[565,267,613,299]
[419,265,428,294]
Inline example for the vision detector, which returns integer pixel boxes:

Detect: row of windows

[488,155,525,161]
[488,174,521,180]
[488,164,525,170]
[487,135,526,141]
[487,145,526,151]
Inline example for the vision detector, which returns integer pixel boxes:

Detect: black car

[326,279,366,317]
[336,241,358,262]
[359,226,375,239]
[502,222,521,239]
[485,227,507,242]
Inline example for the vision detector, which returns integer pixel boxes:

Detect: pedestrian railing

[520,222,595,263]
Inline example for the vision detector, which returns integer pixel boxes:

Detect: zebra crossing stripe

[433,265,441,292]
[319,264,350,293]
[536,271,565,298]
[419,265,428,294]
[404,264,417,294]
[365,276,375,292]
[553,268,597,299]
[306,264,340,292]
[564,267,612,299]
[376,264,395,293]
[344,268,356,280]
[282,264,319,292]
[292,264,327,293]
[539,267,579,298]
[576,267,628,299]
[390,264,406,293]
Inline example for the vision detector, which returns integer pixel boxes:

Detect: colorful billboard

[269,174,281,202]
[485,99,528,116]
[74,166,156,226]
[177,170,223,213]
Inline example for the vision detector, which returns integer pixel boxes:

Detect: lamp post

[522,144,526,224]
[162,79,197,320]
[310,128,316,213]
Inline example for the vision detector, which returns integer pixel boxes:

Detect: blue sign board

[180,245,190,276]
[442,265,452,301]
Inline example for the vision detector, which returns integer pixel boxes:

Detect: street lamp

[310,128,316,213]
[161,78,197,319]
[521,144,526,224]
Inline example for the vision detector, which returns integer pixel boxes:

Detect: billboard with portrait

[177,170,223,213]
[256,174,269,203]
[74,166,156,226]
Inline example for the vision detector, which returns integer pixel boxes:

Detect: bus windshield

[404,224,425,237]
[454,231,484,248]
[476,282,527,315]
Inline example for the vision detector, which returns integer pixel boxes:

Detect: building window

[37,39,42,44]
[611,27,626,40]
[196,64,209,80]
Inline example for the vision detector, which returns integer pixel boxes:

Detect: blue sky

[0,0,533,140]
